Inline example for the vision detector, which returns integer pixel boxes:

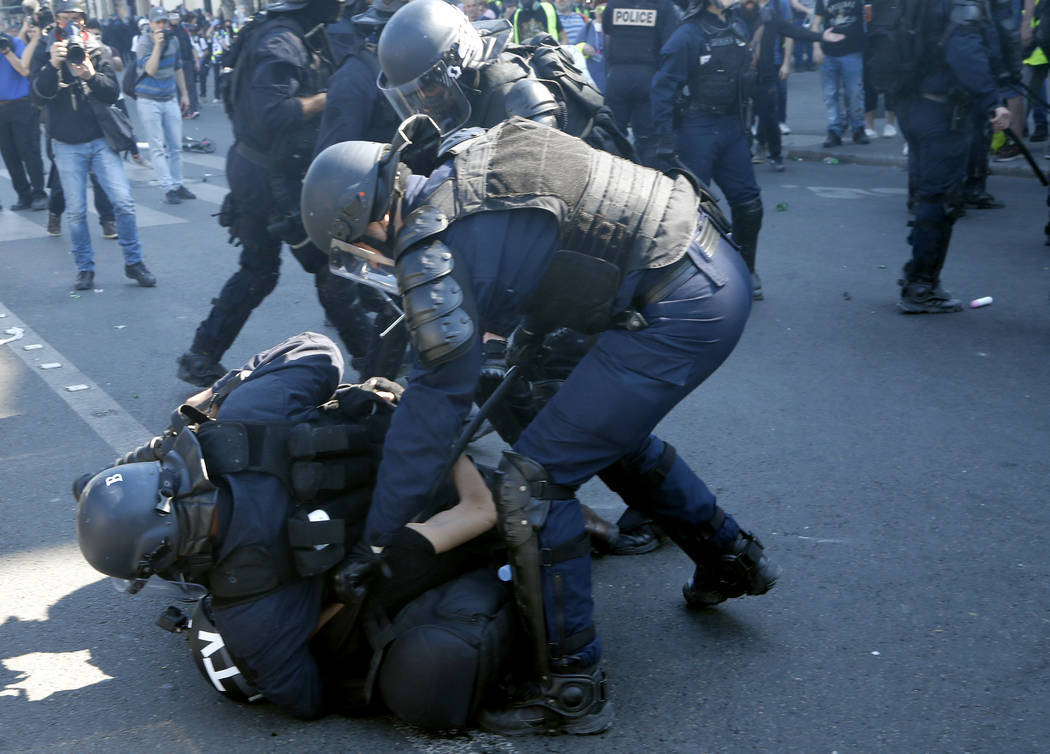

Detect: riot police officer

[302,117,781,735]
[896,0,1009,313]
[601,0,682,166]
[651,0,840,300]
[175,0,373,387]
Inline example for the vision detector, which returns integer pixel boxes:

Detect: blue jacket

[918,0,1001,114]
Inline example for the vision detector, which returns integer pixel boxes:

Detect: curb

[785,143,1044,180]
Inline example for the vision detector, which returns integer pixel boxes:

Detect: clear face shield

[379,56,474,136]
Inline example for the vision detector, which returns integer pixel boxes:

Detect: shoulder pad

[505,78,560,126]
[394,205,450,257]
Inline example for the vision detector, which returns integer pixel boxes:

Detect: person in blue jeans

[29,0,155,291]
[813,0,869,146]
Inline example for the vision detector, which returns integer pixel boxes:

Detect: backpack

[121,50,142,99]
[865,0,930,99]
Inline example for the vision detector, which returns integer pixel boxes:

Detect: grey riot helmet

[377,0,483,133]
[352,0,409,27]
[302,140,396,255]
[75,461,180,584]
[188,596,264,703]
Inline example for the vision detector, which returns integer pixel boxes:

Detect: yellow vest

[1025,0,1047,66]
[512,2,559,43]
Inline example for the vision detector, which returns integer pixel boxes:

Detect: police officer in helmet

[303,116,781,735]
[175,0,377,387]
[651,0,841,300]
[601,0,682,166]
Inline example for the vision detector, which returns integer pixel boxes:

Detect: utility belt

[630,214,725,312]
[687,99,740,118]
[920,92,972,131]
[234,140,272,168]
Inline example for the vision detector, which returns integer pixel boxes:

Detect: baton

[415,364,523,522]
[1004,127,1048,186]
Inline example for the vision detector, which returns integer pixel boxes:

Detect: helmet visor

[379,58,472,135]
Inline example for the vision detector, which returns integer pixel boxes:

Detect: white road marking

[0,305,152,455]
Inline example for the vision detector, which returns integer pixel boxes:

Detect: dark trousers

[514,241,753,666]
[898,97,971,284]
[0,97,46,201]
[605,64,658,166]
[677,111,762,206]
[199,61,210,98]
[47,161,114,223]
[190,147,374,362]
[186,65,201,112]
[755,77,782,159]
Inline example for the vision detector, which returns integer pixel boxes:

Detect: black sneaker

[963,189,1005,209]
[823,130,842,148]
[1031,125,1049,142]
[74,270,94,290]
[10,196,32,211]
[478,668,614,736]
[165,189,182,204]
[124,262,157,287]
[47,212,61,236]
[176,351,227,387]
[101,219,118,238]
[852,129,871,145]
[683,530,780,608]
[174,185,197,200]
[897,282,962,313]
[604,523,665,556]
[993,143,1023,162]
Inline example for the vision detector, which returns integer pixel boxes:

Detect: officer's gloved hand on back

[331,540,391,607]
[505,324,550,380]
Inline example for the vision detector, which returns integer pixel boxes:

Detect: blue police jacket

[918,0,1001,115]
[0,36,29,100]
[363,166,654,548]
[208,332,343,719]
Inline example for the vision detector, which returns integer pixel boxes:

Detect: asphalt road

[1,99,1048,754]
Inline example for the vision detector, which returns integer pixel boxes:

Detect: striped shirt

[133,34,183,100]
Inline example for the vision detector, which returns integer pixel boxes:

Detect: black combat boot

[897,281,962,314]
[176,350,228,387]
[478,666,614,736]
[683,530,781,609]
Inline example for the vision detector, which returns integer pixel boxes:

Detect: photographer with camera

[0,17,48,212]
[133,7,194,204]
[29,0,156,291]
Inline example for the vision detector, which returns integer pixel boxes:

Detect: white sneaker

[882,124,898,138]
[864,127,878,139]
[779,122,791,135]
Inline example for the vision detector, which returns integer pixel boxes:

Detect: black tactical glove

[330,540,391,607]
[505,323,551,380]
[479,338,508,384]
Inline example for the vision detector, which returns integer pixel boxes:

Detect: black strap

[550,624,597,657]
[541,530,591,566]
[635,255,699,309]
[531,480,575,500]
[642,442,677,486]
[698,506,726,539]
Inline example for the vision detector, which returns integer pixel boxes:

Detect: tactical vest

[689,15,751,116]
[400,118,700,331]
[605,0,664,66]
[153,380,400,607]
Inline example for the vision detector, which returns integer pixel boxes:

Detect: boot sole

[897,301,962,314]
[479,702,615,737]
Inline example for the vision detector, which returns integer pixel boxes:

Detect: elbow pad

[396,240,477,368]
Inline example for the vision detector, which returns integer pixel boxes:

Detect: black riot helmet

[353,0,409,27]
[267,0,343,24]
[301,114,441,253]
[377,0,485,133]
[188,597,264,703]
[75,460,180,584]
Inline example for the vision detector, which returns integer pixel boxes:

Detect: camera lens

[66,42,85,64]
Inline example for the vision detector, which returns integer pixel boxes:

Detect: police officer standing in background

[651,0,840,300]
[601,0,681,166]
[176,0,371,386]
[895,0,1010,313]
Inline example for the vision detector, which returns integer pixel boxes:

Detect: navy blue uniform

[601,0,682,166]
[897,0,1000,295]
[184,14,372,375]
[209,332,343,719]
[366,167,752,665]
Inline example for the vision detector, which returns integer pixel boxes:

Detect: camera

[162,26,175,42]
[64,22,85,64]
[0,34,12,54]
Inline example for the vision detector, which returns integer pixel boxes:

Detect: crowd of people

[2,0,1040,739]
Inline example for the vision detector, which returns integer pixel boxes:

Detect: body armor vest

[605,0,664,66]
[399,118,700,332]
[689,15,751,116]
